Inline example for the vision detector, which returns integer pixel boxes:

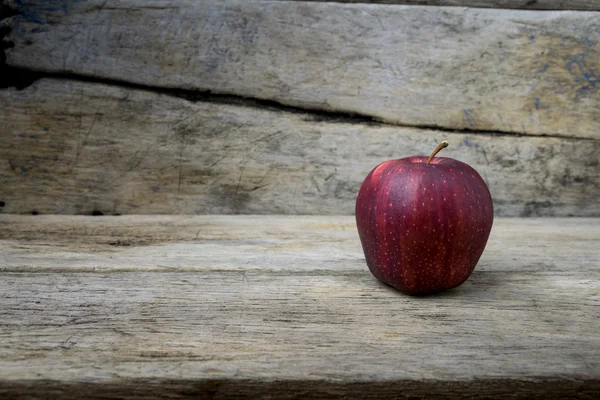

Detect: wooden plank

[0,215,599,398]
[1,215,599,274]
[273,1,600,11]
[1,79,599,217]
[4,1,600,138]
[0,271,599,395]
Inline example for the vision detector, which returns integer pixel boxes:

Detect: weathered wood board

[0,215,599,399]
[3,215,599,273]
[4,0,600,137]
[1,79,599,217]
[275,1,600,11]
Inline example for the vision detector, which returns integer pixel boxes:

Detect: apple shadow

[373,268,500,299]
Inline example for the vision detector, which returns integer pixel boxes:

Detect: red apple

[355,141,493,295]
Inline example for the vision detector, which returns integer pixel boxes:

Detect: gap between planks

[1,68,595,142]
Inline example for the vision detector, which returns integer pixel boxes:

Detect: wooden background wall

[1,0,599,217]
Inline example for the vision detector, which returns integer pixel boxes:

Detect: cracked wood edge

[1,78,599,216]
[0,217,599,394]
[272,0,600,11]
[0,215,599,273]
[4,0,600,138]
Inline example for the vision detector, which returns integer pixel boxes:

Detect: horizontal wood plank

[273,0,600,11]
[1,215,599,274]
[5,0,600,138]
[0,215,599,398]
[1,79,599,217]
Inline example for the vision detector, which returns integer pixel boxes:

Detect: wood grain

[2,215,599,274]
[1,79,599,217]
[5,0,600,137]
[273,0,600,11]
[0,215,599,398]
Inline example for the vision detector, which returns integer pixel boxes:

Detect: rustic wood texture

[0,215,599,399]
[3,215,599,273]
[276,1,600,11]
[1,78,599,217]
[5,0,600,138]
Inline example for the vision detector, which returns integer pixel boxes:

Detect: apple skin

[355,155,493,295]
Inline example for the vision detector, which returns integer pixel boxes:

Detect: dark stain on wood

[521,201,553,217]
[0,378,598,399]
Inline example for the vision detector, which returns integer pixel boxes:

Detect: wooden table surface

[0,215,599,399]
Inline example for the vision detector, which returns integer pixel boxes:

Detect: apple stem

[426,141,449,164]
